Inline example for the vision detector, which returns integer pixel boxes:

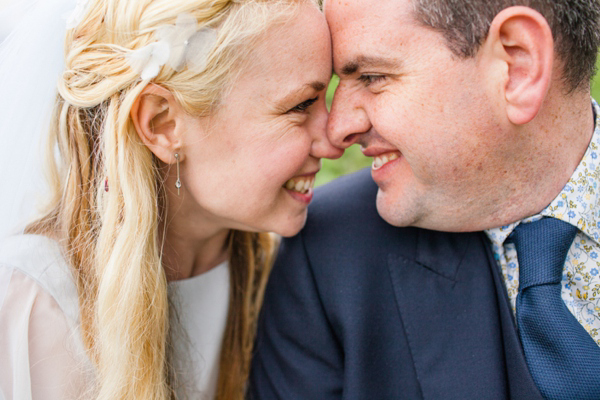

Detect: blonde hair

[26,0,316,398]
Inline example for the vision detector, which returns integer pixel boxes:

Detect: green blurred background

[317,64,600,187]
[317,74,370,186]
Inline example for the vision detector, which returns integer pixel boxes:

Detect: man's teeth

[284,176,315,194]
[372,152,399,170]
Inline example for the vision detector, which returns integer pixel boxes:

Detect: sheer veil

[0,0,75,239]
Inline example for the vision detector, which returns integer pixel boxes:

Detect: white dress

[0,234,230,400]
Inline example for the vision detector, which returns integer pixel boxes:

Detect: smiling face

[177,3,341,237]
[325,0,514,231]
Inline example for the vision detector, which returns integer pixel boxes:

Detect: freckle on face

[175,3,332,237]
[327,0,510,230]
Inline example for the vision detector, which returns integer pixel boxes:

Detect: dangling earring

[175,153,182,195]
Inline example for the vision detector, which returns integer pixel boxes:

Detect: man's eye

[358,74,386,86]
[288,96,319,113]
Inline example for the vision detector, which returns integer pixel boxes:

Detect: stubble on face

[326,0,522,232]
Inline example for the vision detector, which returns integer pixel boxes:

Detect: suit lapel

[386,229,509,399]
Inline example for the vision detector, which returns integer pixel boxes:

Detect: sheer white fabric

[0,0,76,241]
[0,235,230,400]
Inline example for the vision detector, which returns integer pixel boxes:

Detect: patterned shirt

[485,99,600,345]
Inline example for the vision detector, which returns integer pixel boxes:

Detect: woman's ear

[480,6,554,125]
[131,84,184,164]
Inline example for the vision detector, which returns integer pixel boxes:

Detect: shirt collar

[486,99,600,247]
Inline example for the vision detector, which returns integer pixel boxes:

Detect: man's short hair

[412,0,600,91]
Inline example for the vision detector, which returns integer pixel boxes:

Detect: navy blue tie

[511,217,600,399]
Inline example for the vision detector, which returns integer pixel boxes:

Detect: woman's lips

[283,174,316,205]
[283,175,316,194]
[284,187,314,204]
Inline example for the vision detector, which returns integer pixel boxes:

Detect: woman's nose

[309,100,344,160]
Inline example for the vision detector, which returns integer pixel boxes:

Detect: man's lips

[372,152,399,170]
[361,147,402,171]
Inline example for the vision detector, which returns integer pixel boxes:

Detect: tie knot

[509,218,578,290]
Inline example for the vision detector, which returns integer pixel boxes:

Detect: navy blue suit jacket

[250,169,544,399]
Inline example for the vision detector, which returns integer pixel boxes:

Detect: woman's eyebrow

[275,81,327,106]
[308,81,327,91]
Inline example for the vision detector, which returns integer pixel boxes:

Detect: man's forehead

[325,0,411,23]
[325,0,416,51]
[326,0,414,71]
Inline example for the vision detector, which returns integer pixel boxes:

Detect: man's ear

[131,84,184,164]
[482,6,554,125]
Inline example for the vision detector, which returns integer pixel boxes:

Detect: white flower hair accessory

[126,13,217,81]
[127,41,171,81]
[65,0,91,29]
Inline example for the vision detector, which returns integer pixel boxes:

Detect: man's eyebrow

[340,56,402,76]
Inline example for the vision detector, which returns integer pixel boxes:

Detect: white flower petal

[186,28,217,72]
[166,13,199,71]
[126,45,154,75]
[175,13,198,33]
[126,13,213,78]
[127,41,170,80]
[141,60,162,80]
[167,44,187,71]
[153,40,171,66]
[157,25,176,43]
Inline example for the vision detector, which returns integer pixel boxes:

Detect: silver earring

[175,153,182,195]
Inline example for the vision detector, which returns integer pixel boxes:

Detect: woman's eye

[288,96,319,113]
[358,74,386,87]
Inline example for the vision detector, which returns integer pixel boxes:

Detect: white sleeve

[0,265,93,400]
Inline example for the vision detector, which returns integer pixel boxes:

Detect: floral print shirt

[485,99,600,345]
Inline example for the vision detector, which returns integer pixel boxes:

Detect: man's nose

[327,82,371,149]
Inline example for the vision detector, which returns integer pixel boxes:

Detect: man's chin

[375,190,419,228]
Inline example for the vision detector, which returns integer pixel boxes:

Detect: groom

[251,0,600,398]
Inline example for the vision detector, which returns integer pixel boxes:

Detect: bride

[0,0,341,398]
